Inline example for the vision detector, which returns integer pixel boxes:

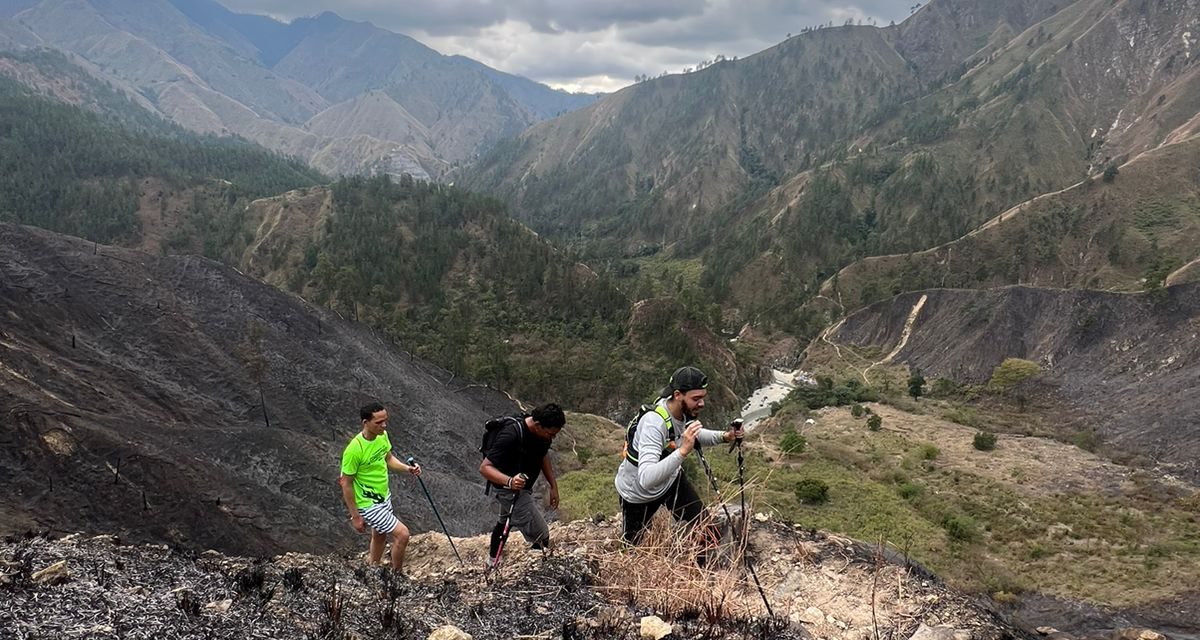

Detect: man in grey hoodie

[614,366,744,544]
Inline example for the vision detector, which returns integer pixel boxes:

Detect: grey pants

[490,488,549,554]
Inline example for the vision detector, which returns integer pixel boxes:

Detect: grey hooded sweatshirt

[614,398,726,504]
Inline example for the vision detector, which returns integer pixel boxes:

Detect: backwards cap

[660,366,708,398]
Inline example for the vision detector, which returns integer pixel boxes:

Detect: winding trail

[1165,256,1200,287]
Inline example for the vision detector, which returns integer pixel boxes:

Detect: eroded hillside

[0,223,516,554]
[831,285,1200,482]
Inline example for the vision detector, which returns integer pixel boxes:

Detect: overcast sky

[219,1,915,93]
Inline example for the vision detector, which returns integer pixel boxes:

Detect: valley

[2,0,1199,637]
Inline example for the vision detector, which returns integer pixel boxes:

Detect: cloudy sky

[219,1,915,93]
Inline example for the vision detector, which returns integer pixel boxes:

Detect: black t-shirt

[484,418,552,488]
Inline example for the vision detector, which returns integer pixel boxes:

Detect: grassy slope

[746,402,1199,606]
[553,395,1200,607]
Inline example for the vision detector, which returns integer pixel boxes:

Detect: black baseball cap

[660,366,709,398]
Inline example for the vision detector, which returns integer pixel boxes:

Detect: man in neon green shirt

[339,402,421,571]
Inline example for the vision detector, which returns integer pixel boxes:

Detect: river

[739,369,814,429]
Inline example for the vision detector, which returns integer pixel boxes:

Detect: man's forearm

[541,457,556,488]
[385,457,411,473]
[339,478,359,516]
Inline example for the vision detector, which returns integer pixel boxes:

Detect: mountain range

[463,0,1200,338]
[0,0,598,179]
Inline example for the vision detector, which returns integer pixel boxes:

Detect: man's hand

[678,420,704,456]
[548,485,560,509]
[725,421,745,443]
[350,513,366,533]
[510,473,528,491]
[408,463,421,477]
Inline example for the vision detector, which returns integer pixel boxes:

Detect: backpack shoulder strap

[512,416,525,451]
[653,405,673,438]
[624,404,675,466]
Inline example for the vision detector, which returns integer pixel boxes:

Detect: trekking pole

[487,492,520,574]
[406,456,465,566]
[692,428,775,618]
[487,473,527,575]
[489,513,512,573]
[727,419,748,537]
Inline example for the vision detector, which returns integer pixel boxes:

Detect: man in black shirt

[479,403,565,564]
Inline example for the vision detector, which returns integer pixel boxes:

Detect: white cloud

[219,0,912,92]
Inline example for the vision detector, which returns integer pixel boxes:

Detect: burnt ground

[0,518,1040,640]
[1015,594,1200,640]
[833,285,1200,482]
[0,223,517,556]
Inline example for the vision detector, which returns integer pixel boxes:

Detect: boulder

[910,624,969,640]
[206,599,232,614]
[31,560,69,586]
[1114,630,1166,640]
[640,615,673,639]
[797,606,826,624]
[428,626,473,640]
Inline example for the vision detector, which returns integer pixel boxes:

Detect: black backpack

[479,414,525,493]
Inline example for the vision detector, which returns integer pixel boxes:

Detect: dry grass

[590,468,774,623]
[593,511,755,621]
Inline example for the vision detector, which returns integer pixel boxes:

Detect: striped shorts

[360,500,400,534]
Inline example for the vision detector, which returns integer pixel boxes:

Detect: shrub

[944,406,981,427]
[851,403,865,417]
[973,431,998,451]
[918,443,940,460]
[1102,163,1119,183]
[897,482,924,500]
[790,378,879,410]
[988,358,1040,390]
[795,479,830,504]
[1072,429,1101,452]
[780,429,807,456]
[908,371,926,399]
[930,377,961,398]
[993,591,1019,604]
[942,514,980,542]
[867,414,883,431]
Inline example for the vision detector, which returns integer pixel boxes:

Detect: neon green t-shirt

[340,432,392,509]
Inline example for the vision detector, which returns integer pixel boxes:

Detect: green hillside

[465,0,1200,337]
[0,58,324,244]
